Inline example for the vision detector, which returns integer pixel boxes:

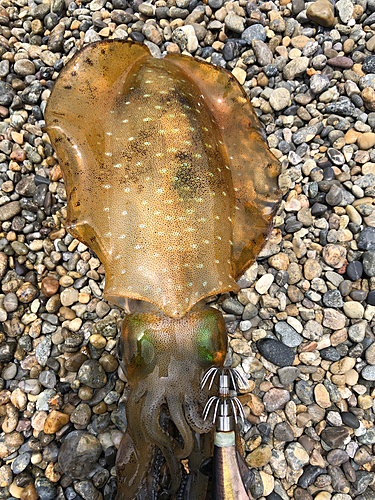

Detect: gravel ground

[1,0,375,499]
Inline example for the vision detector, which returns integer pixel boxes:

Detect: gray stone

[58,431,102,479]
[275,322,303,347]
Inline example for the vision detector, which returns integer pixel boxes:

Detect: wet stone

[39,370,56,389]
[77,360,107,388]
[35,476,56,500]
[11,452,31,474]
[58,431,102,479]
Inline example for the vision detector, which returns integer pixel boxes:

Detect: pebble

[257,339,295,367]
[285,442,309,471]
[275,321,303,347]
[58,431,102,479]
[307,0,335,27]
[321,427,351,448]
[263,388,290,411]
[77,360,107,388]
[255,274,274,294]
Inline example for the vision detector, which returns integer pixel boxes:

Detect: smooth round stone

[295,380,314,404]
[70,403,91,426]
[35,477,56,500]
[41,277,59,297]
[58,431,102,479]
[277,366,300,386]
[2,362,17,380]
[361,365,375,382]
[3,293,18,312]
[348,322,366,343]
[77,360,107,388]
[320,347,341,362]
[257,339,295,367]
[312,203,327,216]
[367,290,375,305]
[246,444,272,468]
[365,343,375,364]
[263,388,290,412]
[274,421,295,442]
[343,301,364,319]
[11,452,31,474]
[326,185,343,206]
[275,321,303,347]
[323,244,347,268]
[60,287,79,306]
[39,370,57,389]
[363,251,375,277]
[357,227,375,251]
[16,283,39,303]
[269,88,291,111]
[221,297,244,315]
[255,274,274,294]
[341,412,360,429]
[306,0,334,27]
[346,261,363,281]
[339,280,352,297]
[327,449,349,466]
[350,290,367,302]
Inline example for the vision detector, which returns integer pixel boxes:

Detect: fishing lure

[44,40,281,499]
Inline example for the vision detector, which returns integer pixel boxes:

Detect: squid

[44,40,281,499]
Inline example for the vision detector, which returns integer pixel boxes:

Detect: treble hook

[200,367,251,500]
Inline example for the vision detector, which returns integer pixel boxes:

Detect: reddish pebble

[10,149,27,162]
[41,276,59,297]
[44,410,70,434]
[327,56,353,69]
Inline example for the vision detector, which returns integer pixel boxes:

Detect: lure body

[212,432,249,500]
[45,40,281,499]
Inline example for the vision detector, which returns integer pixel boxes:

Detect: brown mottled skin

[45,41,281,499]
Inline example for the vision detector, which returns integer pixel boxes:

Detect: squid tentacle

[166,394,194,459]
[184,393,214,434]
[141,391,182,495]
